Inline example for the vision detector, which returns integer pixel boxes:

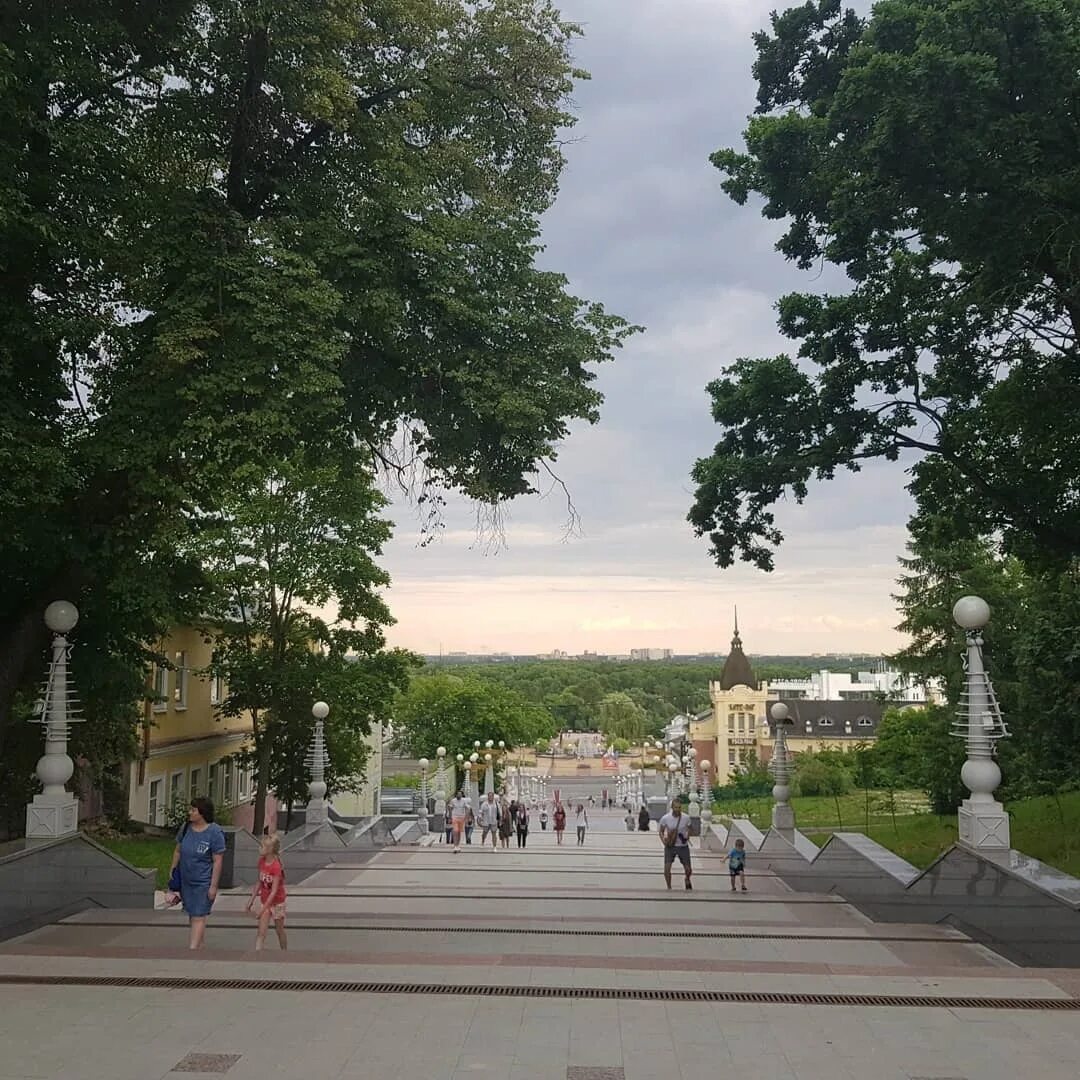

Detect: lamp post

[417,757,430,835]
[26,601,84,841]
[306,701,331,827]
[434,747,447,838]
[700,761,712,835]
[952,596,1011,852]
[769,703,795,833]
[468,752,480,810]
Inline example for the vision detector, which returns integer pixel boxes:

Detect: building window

[727,714,735,733]
[237,766,249,803]
[152,665,168,712]
[819,717,834,727]
[207,763,217,802]
[148,778,163,826]
[858,716,873,727]
[190,768,202,800]
[728,749,736,765]
[222,759,233,805]
[169,770,184,810]
[210,673,224,706]
[173,651,188,709]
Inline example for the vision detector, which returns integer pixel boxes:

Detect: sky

[379,0,915,658]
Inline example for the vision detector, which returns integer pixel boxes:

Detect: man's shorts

[664,845,692,870]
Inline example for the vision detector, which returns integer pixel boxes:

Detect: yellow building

[690,618,883,781]
[127,627,385,829]
[127,627,257,828]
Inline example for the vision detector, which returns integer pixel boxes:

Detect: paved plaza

[2,808,1079,1079]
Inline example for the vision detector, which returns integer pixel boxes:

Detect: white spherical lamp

[770,702,790,724]
[436,746,446,758]
[44,601,79,634]
[312,701,330,720]
[418,757,429,770]
[954,595,991,630]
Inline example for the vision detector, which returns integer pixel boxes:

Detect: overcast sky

[379,0,913,658]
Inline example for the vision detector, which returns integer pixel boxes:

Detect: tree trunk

[252,711,271,836]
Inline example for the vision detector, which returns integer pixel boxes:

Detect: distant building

[685,615,898,781]
[767,664,942,704]
[629,648,673,661]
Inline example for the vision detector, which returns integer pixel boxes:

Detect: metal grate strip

[3,974,1076,1009]
[62,921,974,943]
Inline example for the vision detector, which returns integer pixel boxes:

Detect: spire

[719,610,757,691]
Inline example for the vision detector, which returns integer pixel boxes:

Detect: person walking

[515,801,530,848]
[638,805,651,832]
[498,796,513,849]
[659,798,693,891]
[539,805,549,831]
[464,804,475,845]
[245,833,287,951]
[478,791,500,850]
[728,837,749,892]
[449,789,469,852]
[167,797,226,950]
[575,802,588,846]
[553,800,567,845]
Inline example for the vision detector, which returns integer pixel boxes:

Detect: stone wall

[0,834,154,941]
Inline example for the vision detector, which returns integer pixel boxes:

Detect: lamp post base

[771,803,795,833]
[26,793,79,842]
[958,799,1010,852]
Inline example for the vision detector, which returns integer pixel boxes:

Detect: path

[1,807,1079,1079]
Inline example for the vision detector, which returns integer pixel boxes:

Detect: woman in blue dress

[168,796,226,949]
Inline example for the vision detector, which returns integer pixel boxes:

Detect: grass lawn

[715,789,1080,878]
[712,790,929,832]
[96,836,176,889]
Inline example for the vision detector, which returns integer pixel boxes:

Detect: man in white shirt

[478,791,500,849]
[658,798,693,891]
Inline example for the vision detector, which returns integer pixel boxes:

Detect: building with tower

[688,614,888,781]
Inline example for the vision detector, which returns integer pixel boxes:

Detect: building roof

[718,610,758,690]
[766,699,884,738]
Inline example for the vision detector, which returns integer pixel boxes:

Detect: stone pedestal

[771,802,795,833]
[958,799,1010,852]
[25,792,79,842]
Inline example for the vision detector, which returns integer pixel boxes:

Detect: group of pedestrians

[444,789,592,850]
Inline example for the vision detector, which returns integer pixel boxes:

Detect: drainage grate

[3,974,1077,1009]
[65,921,964,942]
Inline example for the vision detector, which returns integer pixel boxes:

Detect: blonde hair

[261,833,281,858]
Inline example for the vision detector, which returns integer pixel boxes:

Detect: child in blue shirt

[728,837,748,893]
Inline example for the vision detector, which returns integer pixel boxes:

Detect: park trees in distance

[392,672,557,788]
[690,0,1080,572]
[0,1,635,809]
[596,691,649,742]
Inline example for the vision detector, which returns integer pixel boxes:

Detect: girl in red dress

[246,833,287,951]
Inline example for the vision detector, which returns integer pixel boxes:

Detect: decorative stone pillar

[26,602,84,842]
[700,760,713,833]
[306,701,331,827]
[483,752,494,796]
[953,596,1011,851]
[769,703,796,833]
[433,746,447,835]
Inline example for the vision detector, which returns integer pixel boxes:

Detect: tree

[196,445,414,835]
[0,2,637,779]
[873,706,965,816]
[392,672,557,780]
[596,691,648,741]
[690,0,1080,572]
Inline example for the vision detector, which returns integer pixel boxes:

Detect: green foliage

[439,659,833,733]
[596,691,648,741]
[713,756,773,802]
[0,0,636,817]
[692,0,1080,571]
[96,836,178,890]
[793,753,851,798]
[393,672,557,782]
[381,773,420,790]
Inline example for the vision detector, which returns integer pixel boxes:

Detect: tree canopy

[0,1,636,808]
[690,0,1080,572]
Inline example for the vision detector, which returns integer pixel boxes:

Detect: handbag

[167,822,189,892]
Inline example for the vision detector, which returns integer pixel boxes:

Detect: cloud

[378,1,917,657]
